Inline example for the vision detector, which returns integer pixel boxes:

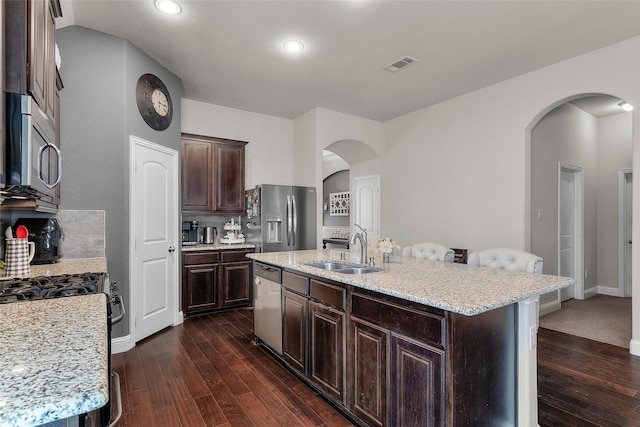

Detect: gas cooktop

[0,273,106,304]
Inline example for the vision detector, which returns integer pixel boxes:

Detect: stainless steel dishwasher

[253,261,283,354]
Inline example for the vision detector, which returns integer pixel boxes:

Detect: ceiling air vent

[384,55,418,72]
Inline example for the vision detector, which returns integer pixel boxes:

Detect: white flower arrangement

[378,237,400,254]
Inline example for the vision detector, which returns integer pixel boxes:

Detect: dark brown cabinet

[281,273,347,402]
[282,271,309,374]
[309,278,346,401]
[219,250,252,309]
[350,292,446,426]
[182,251,220,314]
[309,300,345,401]
[351,318,388,427]
[260,263,517,427]
[182,249,253,315]
[181,133,247,215]
[0,0,5,189]
[5,0,61,125]
[389,334,444,426]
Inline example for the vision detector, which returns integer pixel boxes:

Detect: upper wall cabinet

[181,133,248,215]
[5,0,62,126]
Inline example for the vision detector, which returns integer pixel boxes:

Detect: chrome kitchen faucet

[349,223,368,264]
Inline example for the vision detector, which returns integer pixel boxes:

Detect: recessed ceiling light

[284,40,304,53]
[619,101,634,112]
[155,0,181,15]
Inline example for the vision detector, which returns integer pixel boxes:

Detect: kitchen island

[0,293,109,427]
[248,249,574,427]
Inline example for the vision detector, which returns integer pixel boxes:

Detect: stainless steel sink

[305,261,351,270]
[304,261,381,274]
[336,267,381,274]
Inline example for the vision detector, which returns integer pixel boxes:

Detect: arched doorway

[530,94,634,348]
[321,140,381,254]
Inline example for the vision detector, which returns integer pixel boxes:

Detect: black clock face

[136,74,173,131]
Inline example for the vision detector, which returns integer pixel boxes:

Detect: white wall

[181,99,294,188]
[531,103,598,280]
[381,36,639,255]
[597,112,633,291]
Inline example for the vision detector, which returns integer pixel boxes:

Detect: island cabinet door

[309,301,345,401]
[350,318,388,427]
[282,288,308,374]
[389,334,445,427]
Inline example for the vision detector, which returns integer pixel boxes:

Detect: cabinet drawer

[183,251,219,265]
[221,250,252,263]
[351,293,445,347]
[310,280,345,310]
[283,271,309,295]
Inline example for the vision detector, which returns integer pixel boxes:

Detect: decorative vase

[383,252,390,263]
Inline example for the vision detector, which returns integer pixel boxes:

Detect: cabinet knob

[168,246,176,253]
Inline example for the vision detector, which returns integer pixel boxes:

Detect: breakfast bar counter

[247,249,573,316]
[0,293,109,427]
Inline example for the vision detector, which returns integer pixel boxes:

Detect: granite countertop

[0,257,107,280]
[0,293,109,427]
[248,249,574,316]
[181,242,256,252]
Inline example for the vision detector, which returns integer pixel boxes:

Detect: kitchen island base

[247,250,572,427]
[260,268,523,427]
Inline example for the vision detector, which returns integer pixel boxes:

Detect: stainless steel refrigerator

[243,184,317,252]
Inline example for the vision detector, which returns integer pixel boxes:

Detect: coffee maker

[182,221,199,245]
[13,217,63,264]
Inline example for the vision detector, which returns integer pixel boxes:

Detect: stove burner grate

[0,273,106,303]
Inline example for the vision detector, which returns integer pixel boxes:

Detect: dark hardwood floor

[112,309,640,426]
[537,327,640,426]
[112,309,355,427]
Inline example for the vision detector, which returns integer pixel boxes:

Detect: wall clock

[136,73,173,131]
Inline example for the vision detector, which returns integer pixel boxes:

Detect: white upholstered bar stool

[467,247,543,274]
[401,242,455,262]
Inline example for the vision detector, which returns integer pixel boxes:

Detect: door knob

[168,246,176,253]
[629,240,632,244]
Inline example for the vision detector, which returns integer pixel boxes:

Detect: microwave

[4,93,61,209]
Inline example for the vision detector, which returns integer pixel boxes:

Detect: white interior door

[353,175,380,239]
[558,164,584,301]
[131,136,179,342]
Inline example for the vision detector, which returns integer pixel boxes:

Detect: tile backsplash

[1,209,105,263]
[57,210,105,259]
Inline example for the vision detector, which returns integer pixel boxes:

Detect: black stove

[0,273,105,303]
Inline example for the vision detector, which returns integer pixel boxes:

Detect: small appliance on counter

[203,226,217,244]
[182,220,198,245]
[13,217,63,264]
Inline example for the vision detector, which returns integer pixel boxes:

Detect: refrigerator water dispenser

[265,214,282,243]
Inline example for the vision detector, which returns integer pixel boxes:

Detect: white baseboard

[539,299,561,316]
[111,310,183,355]
[630,339,640,356]
[583,286,599,298]
[174,311,184,325]
[112,334,134,354]
[597,286,623,297]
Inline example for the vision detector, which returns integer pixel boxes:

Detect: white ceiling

[57,0,640,122]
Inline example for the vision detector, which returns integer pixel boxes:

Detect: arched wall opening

[526,92,634,348]
[320,139,381,249]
